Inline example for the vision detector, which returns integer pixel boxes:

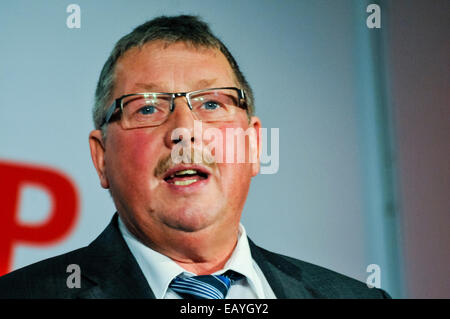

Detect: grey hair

[93,15,254,135]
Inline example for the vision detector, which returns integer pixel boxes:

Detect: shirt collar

[216,224,266,298]
[118,216,265,299]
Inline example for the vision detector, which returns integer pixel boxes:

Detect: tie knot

[169,271,242,299]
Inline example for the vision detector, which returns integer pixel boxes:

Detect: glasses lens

[190,89,240,122]
[121,93,171,128]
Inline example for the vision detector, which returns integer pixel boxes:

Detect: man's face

[90,41,261,240]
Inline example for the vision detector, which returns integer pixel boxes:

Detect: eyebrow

[133,78,218,93]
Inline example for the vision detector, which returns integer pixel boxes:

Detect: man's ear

[89,130,109,189]
[249,116,262,177]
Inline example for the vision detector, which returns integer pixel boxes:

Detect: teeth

[174,169,197,176]
[174,179,198,186]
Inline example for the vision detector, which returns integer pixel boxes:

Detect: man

[0,15,389,299]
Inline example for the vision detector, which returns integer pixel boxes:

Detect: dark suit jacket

[0,214,390,298]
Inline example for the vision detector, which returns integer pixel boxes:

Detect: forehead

[113,40,237,95]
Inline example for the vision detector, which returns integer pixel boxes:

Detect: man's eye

[138,105,157,115]
[202,101,221,110]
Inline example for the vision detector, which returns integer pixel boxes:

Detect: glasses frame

[101,87,247,128]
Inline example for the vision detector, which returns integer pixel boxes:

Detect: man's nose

[164,97,197,147]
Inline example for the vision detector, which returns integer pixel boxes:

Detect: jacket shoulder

[0,247,92,299]
[252,243,391,299]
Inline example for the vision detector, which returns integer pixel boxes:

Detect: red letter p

[0,161,79,276]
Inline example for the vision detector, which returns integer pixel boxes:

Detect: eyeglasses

[101,87,247,129]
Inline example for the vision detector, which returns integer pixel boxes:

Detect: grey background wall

[0,0,448,298]
[385,0,450,298]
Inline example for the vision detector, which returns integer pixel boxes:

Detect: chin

[162,207,220,233]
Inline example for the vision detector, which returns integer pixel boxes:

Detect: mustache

[154,147,217,177]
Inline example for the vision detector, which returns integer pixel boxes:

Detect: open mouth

[163,168,209,186]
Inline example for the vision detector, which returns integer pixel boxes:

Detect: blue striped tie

[169,271,241,299]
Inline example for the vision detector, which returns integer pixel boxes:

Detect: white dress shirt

[118,217,276,299]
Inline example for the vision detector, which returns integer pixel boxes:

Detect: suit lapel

[248,238,314,299]
[76,214,155,299]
